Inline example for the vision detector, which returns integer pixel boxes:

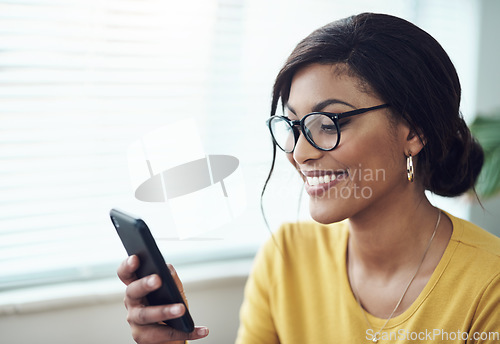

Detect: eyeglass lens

[303,114,338,150]
[269,114,339,152]
[269,117,296,152]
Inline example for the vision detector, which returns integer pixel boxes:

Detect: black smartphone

[110,208,195,333]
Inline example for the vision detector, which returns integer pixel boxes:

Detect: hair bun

[427,124,484,197]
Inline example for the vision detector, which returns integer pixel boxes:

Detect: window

[0,0,479,292]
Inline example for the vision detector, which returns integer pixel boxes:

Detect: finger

[167,264,181,290]
[131,324,209,344]
[128,303,186,325]
[117,255,139,285]
[125,274,161,307]
[167,264,187,305]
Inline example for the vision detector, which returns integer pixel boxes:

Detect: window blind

[0,0,255,290]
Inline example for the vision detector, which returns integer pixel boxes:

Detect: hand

[117,255,209,343]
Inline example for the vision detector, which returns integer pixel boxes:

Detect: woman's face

[285,63,411,224]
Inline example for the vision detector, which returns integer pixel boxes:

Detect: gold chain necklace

[349,210,441,343]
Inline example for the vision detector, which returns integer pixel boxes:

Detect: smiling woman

[238,13,500,344]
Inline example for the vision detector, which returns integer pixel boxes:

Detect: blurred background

[1,0,499,343]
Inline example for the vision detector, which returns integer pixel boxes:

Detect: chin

[308,198,349,224]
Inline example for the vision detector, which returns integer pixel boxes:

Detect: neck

[347,192,440,275]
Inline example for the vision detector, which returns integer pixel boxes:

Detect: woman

[117,13,500,343]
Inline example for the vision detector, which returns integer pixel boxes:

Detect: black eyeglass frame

[266,103,390,153]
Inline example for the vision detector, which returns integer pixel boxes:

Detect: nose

[292,131,322,164]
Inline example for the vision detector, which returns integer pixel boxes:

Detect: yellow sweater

[236,212,500,343]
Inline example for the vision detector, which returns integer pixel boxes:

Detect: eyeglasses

[266,103,390,153]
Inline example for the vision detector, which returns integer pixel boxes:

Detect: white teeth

[306,174,336,186]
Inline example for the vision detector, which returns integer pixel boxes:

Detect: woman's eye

[320,124,337,133]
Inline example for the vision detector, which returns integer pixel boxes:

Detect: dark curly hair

[263,12,483,199]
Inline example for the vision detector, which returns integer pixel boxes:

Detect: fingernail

[196,327,208,336]
[169,304,183,316]
[147,275,158,288]
[167,263,177,276]
[127,256,134,266]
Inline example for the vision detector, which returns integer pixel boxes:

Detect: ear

[405,127,426,156]
[396,118,426,156]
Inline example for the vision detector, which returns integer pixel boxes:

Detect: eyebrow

[285,98,357,115]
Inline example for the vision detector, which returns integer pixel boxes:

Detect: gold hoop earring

[406,153,414,182]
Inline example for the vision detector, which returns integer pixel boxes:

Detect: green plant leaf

[470,113,500,199]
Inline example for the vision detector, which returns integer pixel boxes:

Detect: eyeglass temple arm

[337,104,390,120]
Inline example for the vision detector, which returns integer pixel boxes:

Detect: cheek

[339,127,402,184]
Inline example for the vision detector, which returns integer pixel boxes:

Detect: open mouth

[305,171,349,186]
